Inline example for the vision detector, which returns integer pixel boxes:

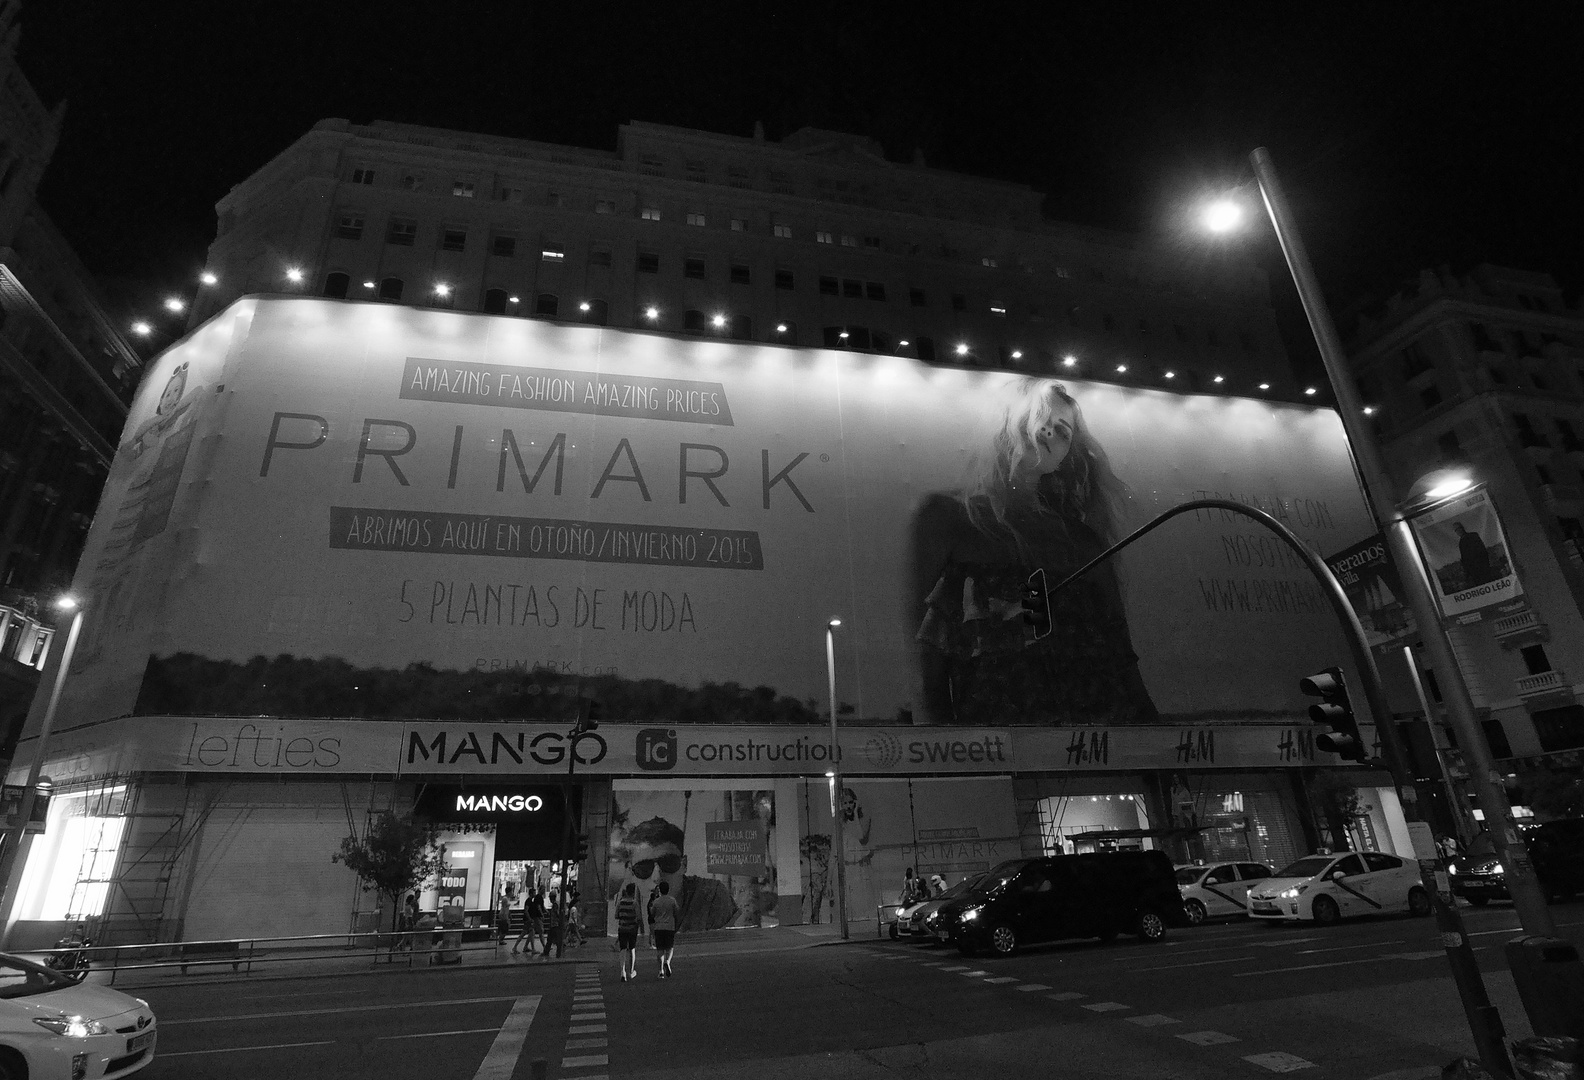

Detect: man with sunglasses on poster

[621,817,738,933]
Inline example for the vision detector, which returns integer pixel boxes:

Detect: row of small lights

[133,266,1359,409]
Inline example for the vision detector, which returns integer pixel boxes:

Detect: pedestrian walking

[614,881,646,981]
[646,882,661,949]
[541,890,563,959]
[649,879,681,979]
[512,887,541,955]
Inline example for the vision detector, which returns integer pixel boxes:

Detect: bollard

[1505,937,1584,1040]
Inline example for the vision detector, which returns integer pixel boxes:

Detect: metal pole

[1050,497,1510,1076]
[0,606,82,944]
[1401,646,1474,850]
[1251,146,1557,945]
[556,723,577,960]
[826,623,848,939]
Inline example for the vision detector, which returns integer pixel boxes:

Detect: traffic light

[1300,667,1367,762]
[574,699,602,735]
[1022,568,1052,642]
[574,832,591,862]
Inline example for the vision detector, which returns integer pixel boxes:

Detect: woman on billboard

[911,377,1158,725]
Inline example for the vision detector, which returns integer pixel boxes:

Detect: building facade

[193,118,1302,398]
[1348,265,1584,815]
[0,1,142,749]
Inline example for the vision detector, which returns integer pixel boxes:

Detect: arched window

[848,326,872,351]
[822,326,845,348]
[729,314,752,341]
[871,330,894,353]
[535,293,559,317]
[322,272,350,299]
[580,298,609,326]
[914,337,936,362]
[483,288,509,314]
[683,309,707,333]
[378,277,404,302]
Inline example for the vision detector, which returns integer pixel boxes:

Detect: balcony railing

[1492,609,1548,648]
[1516,669,1570,698]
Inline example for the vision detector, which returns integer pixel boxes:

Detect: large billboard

[34,298,1376,738]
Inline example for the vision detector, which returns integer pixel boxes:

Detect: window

[1419,385,1443,408]
[819,276,839,296]
[335,214,364,240]
[864,236,881,250]
[581,299,609,326]
[1438,431,1463,459]
[1514,413,1546,447]
[637,251,660,274]
[541,246,565,262]
[378,277,404,302]
[496,185,523,203]
[441,227,467,252]
[351,168,375,185]
[727,165,751,188]
[1471,323,1503,351]
[1361,853,1402,873]
[686,212,707,227]
[685,160,707,182]
[1403,343,1432,377]
[534,293,559,317]
[400,174,422,191]
[915,337,936,362]
[684,257,705,279]
[491,235,517,258]
[545,190,562,208]
[1054,266,1072,279]
[951,293,966,312]
[822,326,846,349]
[641,206,662,221]
[483,288,509,315]
[385,218,417,246]
[1522,644,1553,675]
[990,306,1007,317]
[816,231,834,244]
[866,282,886,302]
[730,315,752,341]
[683,309,706,333]
[730,264,751,285]
[322,272,350,299]
[842,279,862,299]
[1238,864,1274,880]
[640,158,665,177]
[453,180,476,198]
[589,246,612,268]
[730,218,746,232]
[774,322,797,345]
[1556,419,1583,451]
[840,235,857,247]
[909,288,927,307]
[774,223,793,239]
[770,170,794,194]
[775,269,795,291]
[981,257,998,267]
[595,199,615,215]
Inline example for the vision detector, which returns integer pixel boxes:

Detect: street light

[285,267,304,284]
[0,596,85,946]
[1238,146,1557,1060]
[1201,198,1244,234]
[824,618,848,940]
[163,297,185,314]
[199,271,218,286]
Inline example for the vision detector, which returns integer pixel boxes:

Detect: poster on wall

[1409,487,1523,619]
[1325,533,1416,650]
[608,783,776,930]
[34,298,1379,741]
[797,776,1018,925]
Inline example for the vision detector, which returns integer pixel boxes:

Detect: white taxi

[1248,851,1431,925]
[0,953,156,1078]
[1174,861,1276,925]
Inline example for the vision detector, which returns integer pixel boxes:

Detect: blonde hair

[961,377,1129,559]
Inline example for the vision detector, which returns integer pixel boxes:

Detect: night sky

[20,2,1584,374]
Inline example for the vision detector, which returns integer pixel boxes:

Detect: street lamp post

[825,618,848,940]
[0,596,84,945]
[1247,146,1558,944]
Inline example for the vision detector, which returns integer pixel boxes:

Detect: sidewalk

[98,921,856,990]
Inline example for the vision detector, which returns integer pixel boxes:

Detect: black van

[933,852,1187,956]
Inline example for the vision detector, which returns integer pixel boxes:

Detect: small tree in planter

[333,811,442,937]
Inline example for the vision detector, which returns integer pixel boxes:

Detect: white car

[0,953,155,1079]
[1174,861,1276,925]
[1248,851,1431,925]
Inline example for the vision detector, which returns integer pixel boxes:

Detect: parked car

[1174,861,1277,925]
[899,874,987,940]
[932,852,1187,956]
[0,952,156,1078]
[1450,819,1584,905]
[1248,851,1430,925]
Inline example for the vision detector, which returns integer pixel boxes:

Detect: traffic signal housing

[574,832,591,862]
[1022,568,1052,642]
[1300,667,1367,762]
[574,699,602,735]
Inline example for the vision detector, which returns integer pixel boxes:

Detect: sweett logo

[636,728,678,770]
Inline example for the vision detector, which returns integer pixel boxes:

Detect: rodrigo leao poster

[33,297,1378,737]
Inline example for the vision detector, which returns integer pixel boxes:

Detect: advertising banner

[1325,533,1417,651]
[705,819,768,877]
[37,298,1377,742]
[1409,487,1523,619]
[437,867,469,910]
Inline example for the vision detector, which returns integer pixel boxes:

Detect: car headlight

[34,1015,109,1037]
[961,907,981,921]
[1491,864,1503,875]
[1448,863,1458,875]
[1277,885,1311,899]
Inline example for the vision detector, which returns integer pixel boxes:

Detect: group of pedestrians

[614,879,679,982]
[502,884,585,959]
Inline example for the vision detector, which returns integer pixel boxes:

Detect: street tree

[333,811,442,930]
